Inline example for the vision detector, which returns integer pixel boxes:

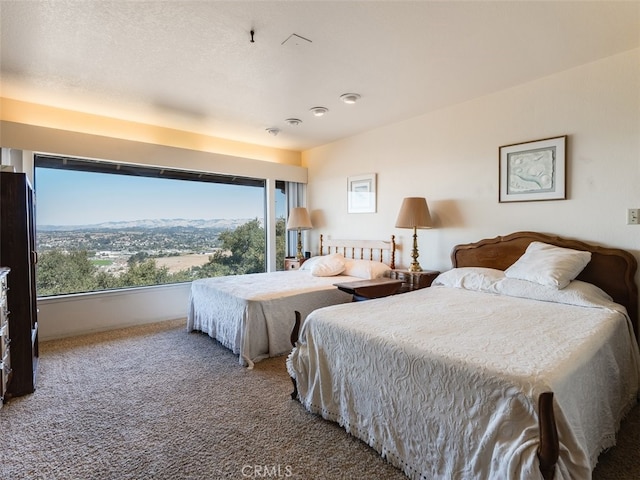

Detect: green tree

[275,216,286,270]
[212,218,266,274]
[95,269,121,291]
[127,251,150,266]
[117,258,171,287]
[193,258,234,279]
[37,249,99,295]
[167,269,193,283]
[196,218,275,277]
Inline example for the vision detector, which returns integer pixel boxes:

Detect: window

[34,155,287,297]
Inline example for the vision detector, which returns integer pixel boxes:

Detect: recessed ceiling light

[285,118,302,126]
[310,107,328,117]
[340,93,361,104]
[266,127,280,136]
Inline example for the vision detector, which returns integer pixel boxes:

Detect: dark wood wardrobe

[0,171,38,398]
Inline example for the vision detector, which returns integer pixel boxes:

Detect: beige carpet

[0,319,638,479]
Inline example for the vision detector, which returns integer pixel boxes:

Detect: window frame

[34,154,288,297]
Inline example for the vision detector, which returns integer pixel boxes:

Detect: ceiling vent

[281,33,312,47]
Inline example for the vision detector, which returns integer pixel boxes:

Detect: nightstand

[284,257,303,270]
[387,269,440,293]
[334,278,404,301]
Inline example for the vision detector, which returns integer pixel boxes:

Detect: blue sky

[35,168,285,226]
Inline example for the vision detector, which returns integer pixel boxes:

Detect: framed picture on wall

[499,135,567,202]
[347,173,377,213]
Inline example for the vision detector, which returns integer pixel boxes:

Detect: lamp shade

[286,207,313,230]
[395,197,432,229]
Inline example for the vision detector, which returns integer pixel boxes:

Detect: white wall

[303,49,640,279]
[0,122,307,184]
[38,283,191,340]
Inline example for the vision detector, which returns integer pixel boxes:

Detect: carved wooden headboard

[319,234,396,270]
[451,231,639,339]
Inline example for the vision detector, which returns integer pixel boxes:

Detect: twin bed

[287,231,640,479]
[187,235,396,367]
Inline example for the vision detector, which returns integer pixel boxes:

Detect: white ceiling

[1,1,639,152]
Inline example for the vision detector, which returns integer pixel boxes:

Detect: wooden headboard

[451,231,638,338]
[319,234,396,270]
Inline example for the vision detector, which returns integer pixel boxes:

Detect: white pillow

[490,277,613,308]
[299,256,321,271]
[343,259,391,279]
[432,267,505,291]
[309,253,346,277]
[504,241,591,289]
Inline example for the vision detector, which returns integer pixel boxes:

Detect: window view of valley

[34,155,288,297]
[36,217,287,297]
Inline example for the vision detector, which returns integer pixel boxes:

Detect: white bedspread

[187,270,357,367]
[287,285,640,479]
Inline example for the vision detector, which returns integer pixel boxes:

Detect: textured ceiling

[1,1,639,152]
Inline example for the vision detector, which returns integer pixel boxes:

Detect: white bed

[287,232,640,479]
[187,236,396,367]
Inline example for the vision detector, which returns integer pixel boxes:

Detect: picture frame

[347,173,377,213]
[499,135,567,202]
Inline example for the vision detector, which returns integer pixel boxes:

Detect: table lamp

[395,197,432,272]
[286,207,313,261]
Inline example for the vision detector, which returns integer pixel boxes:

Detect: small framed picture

[347,173,377,213]
[499,135,567,202]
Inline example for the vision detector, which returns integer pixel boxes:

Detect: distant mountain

[37,218,255,231]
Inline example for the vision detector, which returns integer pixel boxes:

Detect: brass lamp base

[296,229,304,261]
[408,226,422,272]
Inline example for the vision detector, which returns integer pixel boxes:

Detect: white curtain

[286,182,306,258]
